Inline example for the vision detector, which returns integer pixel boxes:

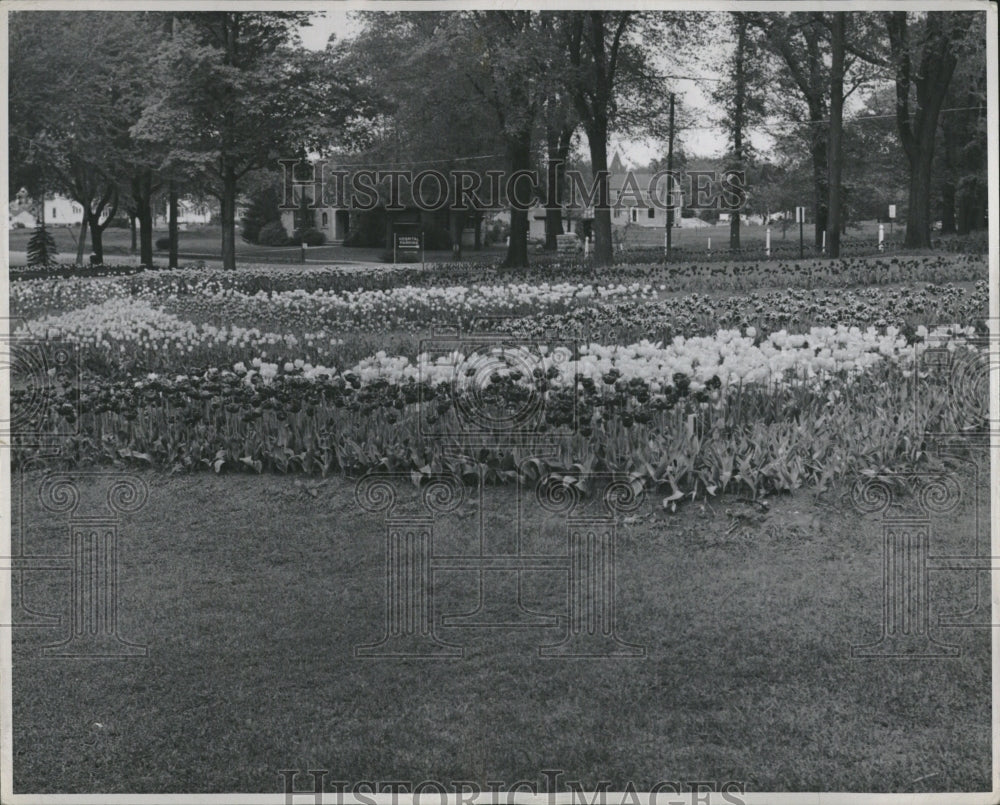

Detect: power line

[311,152,507,168]
[674,104,985,132]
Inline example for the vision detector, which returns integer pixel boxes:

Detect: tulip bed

[9,254,990,502]
[8,253,985,319]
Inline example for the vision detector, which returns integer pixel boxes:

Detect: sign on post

[394,228,423,267]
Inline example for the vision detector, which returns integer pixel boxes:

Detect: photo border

[1,1,997,803]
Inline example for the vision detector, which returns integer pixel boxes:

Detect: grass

[11,468,991,794]
[614,218,899,249]
[6,224,507,266]
[7,220,903,268]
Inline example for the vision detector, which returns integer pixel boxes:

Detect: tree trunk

[502,131,532,269]
[826,13,845,259]
[940,182,955,235]
[450,209,463,260]
[87,210,104,263]
[75,213,89,266]
[138,199,154,266]
[221,166,237,270]
[129,213,138,254]
[473,211,483,250]
[168,182,179,267]
[810,132,829,247]
[130,170,156,267]
[544,203,563,251]
[586,116,613,267]
[220,15,239,271]
[956,178,985,234]
[905,149,935,248]
[729,16,747,252]
[543,125,566,251]
[886,11,959,249]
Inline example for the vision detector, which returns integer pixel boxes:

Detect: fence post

[765,227,771,258]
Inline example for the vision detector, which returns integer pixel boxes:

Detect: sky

[297,10,770,167]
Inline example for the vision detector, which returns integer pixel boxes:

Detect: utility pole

[665,93,675,259]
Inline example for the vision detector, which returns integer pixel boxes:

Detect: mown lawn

[6,224,507,266]
[11,468,991,794]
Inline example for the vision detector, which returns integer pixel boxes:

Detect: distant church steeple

[609,150,626,174]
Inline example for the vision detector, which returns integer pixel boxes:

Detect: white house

[526,152,690,240]
[606,151,676,229]
[9,187,113,228]
[154,198,215,229]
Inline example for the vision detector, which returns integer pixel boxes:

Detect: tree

[240,170,285,244]
[7,11,145,263]
[714,12,768,250]
[935,27,987,235]
[884,11,977,247]
[26,222,58,267]
[461,11,549,268]
[747,13,831,247]
[338,11,509,260]
[134,12,354,269]
[841,89,907,222]
[826,12,846,257]
[542,87,579,251]
[562,11,669,266]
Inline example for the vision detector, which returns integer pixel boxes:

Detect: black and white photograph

[1,1,997,802]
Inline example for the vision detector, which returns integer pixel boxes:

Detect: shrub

[241,184,284,244]
[420,225,451,251]
[343,212,385,248]
[155,236,171,251]
[258,221,291,246]
[292,228,327,247]
[484,221,508,247]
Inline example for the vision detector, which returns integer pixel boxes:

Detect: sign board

[396,233,420,254]
[888,204,897,219]
[795,206,806,223]
[393,226,423,266]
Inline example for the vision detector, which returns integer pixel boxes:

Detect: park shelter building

[280,200,351,243]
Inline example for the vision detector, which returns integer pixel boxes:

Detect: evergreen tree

[240,181,283,244]
[26,222,59,267]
